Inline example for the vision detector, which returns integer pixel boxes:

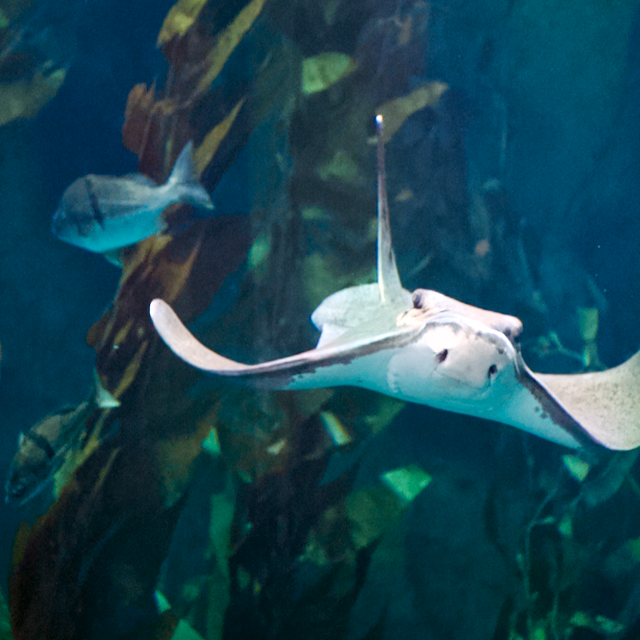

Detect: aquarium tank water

[2,0,640,638]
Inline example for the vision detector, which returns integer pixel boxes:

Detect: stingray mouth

[434,369,492,393]
[430,331,510,390]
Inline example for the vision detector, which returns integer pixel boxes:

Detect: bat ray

[150,116,640,451]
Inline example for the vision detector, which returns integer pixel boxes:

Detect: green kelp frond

[0,0,68,126]
[0,67,66,127]
[375,82,448,143]
[381,465,431,504]
[157,0,209,44]
[302,52,357,94]
[0,589,11,640]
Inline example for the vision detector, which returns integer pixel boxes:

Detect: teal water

[2,1,640,639]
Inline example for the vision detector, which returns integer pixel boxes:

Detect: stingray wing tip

[150,298,170,323]
[149,298,254,375]
[150,298,182,345]
[149,298,204,363]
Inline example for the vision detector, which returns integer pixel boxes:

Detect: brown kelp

[9,0,259,636]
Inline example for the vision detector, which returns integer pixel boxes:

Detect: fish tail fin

[93,370,120,409]
[168,141,215,211]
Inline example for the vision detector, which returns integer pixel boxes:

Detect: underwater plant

[0,587,10,640]
[0,0,69,127]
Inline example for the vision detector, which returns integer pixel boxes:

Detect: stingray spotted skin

[150,117,640,451]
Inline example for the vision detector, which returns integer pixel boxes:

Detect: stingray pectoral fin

[530,352,640,451]
[495,367,595,449]
[150,298,415,389]
[150,298,296,384]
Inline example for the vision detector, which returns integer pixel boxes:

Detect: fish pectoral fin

[531,351,640,451]
[102,249,123,267]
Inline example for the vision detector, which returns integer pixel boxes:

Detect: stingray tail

[375,115,405,306]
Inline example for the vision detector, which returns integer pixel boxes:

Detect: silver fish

[5,373,119,505]
[150,116,640,452]
[51,141,213,254]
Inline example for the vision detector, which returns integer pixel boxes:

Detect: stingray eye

[487,363,498,378]
[436,349,448,363]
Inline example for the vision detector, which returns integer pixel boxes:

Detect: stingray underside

[149,296,421,388]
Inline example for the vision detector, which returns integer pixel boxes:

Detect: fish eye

[436,349,448,363]
[487,363,498,378]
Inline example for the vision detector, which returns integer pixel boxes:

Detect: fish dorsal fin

[375,115,405,306]
[168,141,197,187]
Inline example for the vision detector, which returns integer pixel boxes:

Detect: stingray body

[150,116,640,451]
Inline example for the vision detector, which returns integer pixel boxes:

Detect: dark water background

[3,0,640,637]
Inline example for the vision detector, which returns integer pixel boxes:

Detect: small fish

[51,141,214,255]
[5,372,120,506]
